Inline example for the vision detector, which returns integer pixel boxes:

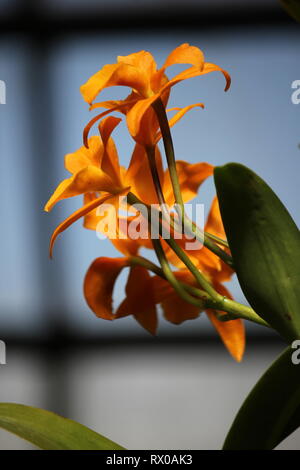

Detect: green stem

[152,97,234,268]
[127,192,204,307]
[129,254,269,328]
[144,143,223,300]
[129,254,209,300]
[205,231,229,248]
[164,236,221,301]
[145,145,184,236]
[151,238,205,308]
[145,145,165,208]
[152,98,184,213]
[127,191,220,300]
[207,297,269,328]
[188,217,234,268]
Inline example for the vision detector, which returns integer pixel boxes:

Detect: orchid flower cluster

[0,35,297,450]
[45,43,261,362]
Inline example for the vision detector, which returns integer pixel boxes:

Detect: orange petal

[203,62,231,91]
[83,192,127,232]
[118,50,157,79]
[150,270,201,324]
[93,211,142,257]
[126,143,163,183]
[49,192,121,258]
[83,193,115,231]
[205,196,226,240]
[98,115,121,145]
[83,99,138,148]
[163,43,205,69]
[203,197,234,282]
[167,103,204,127]
[109,216,141,257]
[116,266,158,334]
[110,237,141,257]
[150,275,175,302]
[83,199,142,256]
[161,62,231,95]
[82,192,101,231]
[98,116,122,185]
[80,62,150,104]
[206,283,245,362]
[44,165,118,212]
[162,239,213,272]
[155,103,204,144]
[151,43,205,92]
[89,99,126,112]
[126,94,161,145]
[206,310,245,362]
[84,257,129,320]
[65,136,104,175]
[192,245,223,274]
[89,91,139,112]
[161,292,201,324]
[125,144,164,205]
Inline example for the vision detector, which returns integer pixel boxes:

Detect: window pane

[0,39,45,334]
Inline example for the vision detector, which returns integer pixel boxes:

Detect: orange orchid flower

[84,257,158,335]
[44,116,132,257]
[81,142,214,255]
[80,43,231,146]
[83,197,245,362]
[44,114,214,257]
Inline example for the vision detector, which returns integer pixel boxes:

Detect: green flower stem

[208,297,269,327]
[127,191,203,307]
[151,238,205,308]
[144,143,225,299]
[152,97,234,268]
[204,231,229,248]
[129,254,269,328]
[145,145,183,235]
[145,145,165,208]
[164,236,221,301]
[126,192,269,327]
[152,98,184,212]
[127,191,220,300]
[184,214,234,267]
[129,254,209,300]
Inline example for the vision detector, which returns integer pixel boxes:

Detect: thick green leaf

[214,163,300,343]
[223,346,300,449]
[0,403,125,450]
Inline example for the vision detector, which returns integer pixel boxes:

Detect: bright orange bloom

[46,43,243,361]
[80,43,230,145]
[84,258,158,334]
[44,116,131,256]
[44,115,213,257]
[81,145,214,257]
[83,197,245,362]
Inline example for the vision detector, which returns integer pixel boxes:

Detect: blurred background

[0,0,299,449]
